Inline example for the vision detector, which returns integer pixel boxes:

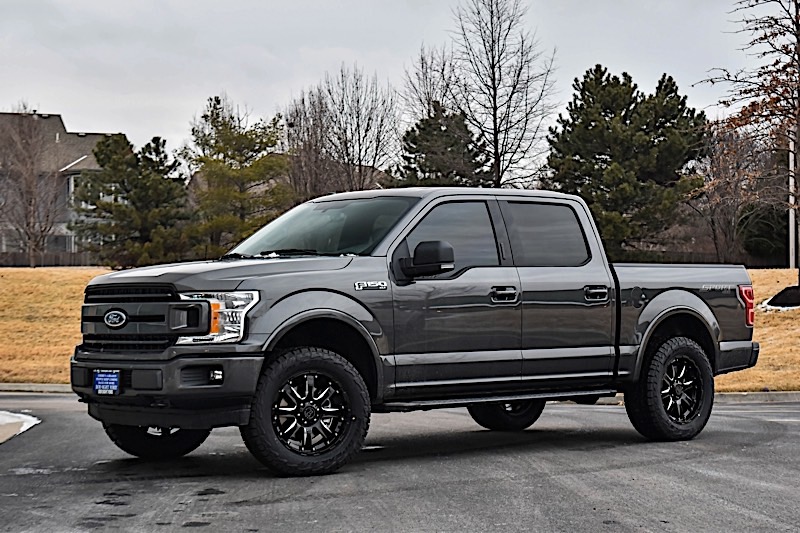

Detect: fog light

[209,369,224,384]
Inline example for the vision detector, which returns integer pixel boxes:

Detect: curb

[1,384,799,403]
[596,391,800,405]
[0,383,72,393]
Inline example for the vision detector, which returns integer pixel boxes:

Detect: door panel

[391,199,522,398]
[499,199,615,385]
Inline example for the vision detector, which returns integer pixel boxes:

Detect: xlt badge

[354,281,388,291]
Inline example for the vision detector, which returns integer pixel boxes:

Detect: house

[0,111,115,258]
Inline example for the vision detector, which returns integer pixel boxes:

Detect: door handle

[490,286,518,303]
[584,285,609,302]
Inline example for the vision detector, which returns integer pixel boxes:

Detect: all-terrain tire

[103,424,210,460]
[467,400,546,431]
[625,336,714,441]
[240,347,370,476]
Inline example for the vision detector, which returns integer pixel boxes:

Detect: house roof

[0,112,118,174]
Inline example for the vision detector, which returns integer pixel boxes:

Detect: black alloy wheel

[103,424,210,460]
[661,355,703,424]
[241,346,370,476]
[467,399,546,431]
[625,336,714,441]
[272,372,349,455]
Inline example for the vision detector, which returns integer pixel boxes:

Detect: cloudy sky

[1,0,753,150]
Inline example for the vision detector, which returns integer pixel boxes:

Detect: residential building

[0,111,115,257]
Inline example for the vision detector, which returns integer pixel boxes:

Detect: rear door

[498,198,615,387]
[390,197,522,399]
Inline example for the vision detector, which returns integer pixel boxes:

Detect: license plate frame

[93,369,121,395]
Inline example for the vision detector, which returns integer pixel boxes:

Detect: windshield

[230,196,420,257]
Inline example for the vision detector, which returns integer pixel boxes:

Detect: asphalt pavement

[1,393,799,532]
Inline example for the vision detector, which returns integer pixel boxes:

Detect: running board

[379,389,617,413]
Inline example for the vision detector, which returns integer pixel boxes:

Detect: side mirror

[400,241,455,278]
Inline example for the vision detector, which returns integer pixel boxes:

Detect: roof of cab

[310,187,577,202]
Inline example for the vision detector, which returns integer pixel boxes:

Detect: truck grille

[84,284,179,303]
[81,284,181,353]
[81,334,178,352]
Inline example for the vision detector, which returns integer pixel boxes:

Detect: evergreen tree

[186,96,292,257]
[396,102,490,187]
[544,65,707,257]
[72,135,189,267]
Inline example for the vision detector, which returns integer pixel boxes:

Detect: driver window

[406,201,499,275]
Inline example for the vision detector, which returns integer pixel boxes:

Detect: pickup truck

[71,188,759,476]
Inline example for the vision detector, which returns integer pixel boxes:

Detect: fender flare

[255,290,387,402]
[631,290,720,382]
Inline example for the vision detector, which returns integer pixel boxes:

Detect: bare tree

[403,44,456,123]
[705,0,800,139]
[688,121,785,261]
[323,64,398,191]
[702,0,800,275]
[0,104,63,267]
[285,87,340,200]
[451,0,556,187]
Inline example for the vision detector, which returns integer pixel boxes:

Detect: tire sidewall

[650,339,714,439]
[250,348,370,474]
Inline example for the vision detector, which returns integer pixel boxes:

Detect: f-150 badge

[355,281,388,291]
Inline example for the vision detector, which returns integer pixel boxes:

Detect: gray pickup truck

[71,188,759,476]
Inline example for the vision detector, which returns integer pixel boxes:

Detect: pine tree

[186,96,292,258]
[396,102,490,187]
[544,65,707,257]
[72,135,189,267]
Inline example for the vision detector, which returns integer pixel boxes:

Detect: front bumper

[716,341,760,376]
[71,353,264,429]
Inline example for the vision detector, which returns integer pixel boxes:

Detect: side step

[379,389,617,413]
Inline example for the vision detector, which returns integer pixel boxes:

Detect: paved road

[1,393,799,532]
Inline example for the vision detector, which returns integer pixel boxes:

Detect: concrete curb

[1,383,799,404]
[596,391,800,405]
[0,383,72,393]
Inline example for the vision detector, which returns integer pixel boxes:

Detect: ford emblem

[103,310,128,329]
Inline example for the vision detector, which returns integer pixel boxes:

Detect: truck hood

[87,256,354,292]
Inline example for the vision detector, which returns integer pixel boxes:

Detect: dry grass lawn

[0,267,798,390]
[716,269,800,392]
[0,267,108,383]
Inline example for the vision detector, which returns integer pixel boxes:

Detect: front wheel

[467,400,546,431]
[241,347,370,476]
[103,424,210,460]
[625,336,714,441]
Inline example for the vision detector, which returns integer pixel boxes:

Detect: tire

[103,424,210,460]
[624,336,714,441]
[572,395,600,405]
[240,347,371,476]
[467,400,546,431]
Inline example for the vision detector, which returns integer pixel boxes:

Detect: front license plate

[93,369,121,395]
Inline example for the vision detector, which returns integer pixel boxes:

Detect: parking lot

[1,393,799,532]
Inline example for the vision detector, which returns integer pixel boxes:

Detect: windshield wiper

[219,252,256,260]
[258,248,337,257]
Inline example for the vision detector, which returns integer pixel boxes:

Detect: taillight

[738,285,754,327]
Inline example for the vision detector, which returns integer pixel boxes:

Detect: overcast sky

[0,0,753,151]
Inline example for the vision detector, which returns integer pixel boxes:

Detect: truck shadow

[85,426,647,481]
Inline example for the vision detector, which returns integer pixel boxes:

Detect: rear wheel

[241,347,370,476]
[467,400,546,431]
[103,424,210,460]
[625,336,714,441]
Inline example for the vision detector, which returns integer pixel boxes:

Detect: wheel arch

[263,310,384,403]
[633,292,720,381]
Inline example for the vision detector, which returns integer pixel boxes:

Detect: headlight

[176,291,259,344]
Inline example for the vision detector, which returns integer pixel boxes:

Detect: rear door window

[502,202,590,267]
